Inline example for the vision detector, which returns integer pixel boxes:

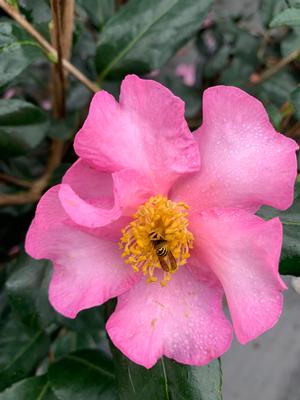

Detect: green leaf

[0,22,44,87]
[258,183,300,276]
[57,306,105,338]
[220,57,254,87]
[291,0,300,8]
[48,350,117,400]
[290,87,300,119]
[280,28,300,57]
[270,7,300,27]
[257,71,298,107]
[20,0,51,24]
[112,346,222,400]
[51,331,98,359]
[204,45,231,78]
[265,103,283,130]
[160,76,201,119]
[259,0,286,27]
[5,253,56,329]
[0,317,50,390]
[78,0,115,29]
[0,375,58,400]
[96,0,212,79]
[0,99,49,157]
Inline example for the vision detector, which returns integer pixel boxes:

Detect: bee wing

[167,251,177,272]
[157,255,171,272]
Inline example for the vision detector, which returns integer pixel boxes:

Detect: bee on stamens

[149,231,177,272]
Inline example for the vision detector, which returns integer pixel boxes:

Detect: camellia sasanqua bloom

[26,75,298,368]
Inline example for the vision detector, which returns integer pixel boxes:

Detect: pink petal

[25,186,139,318]
[189,208,286,344]
[59,183,121,228]
[107,268,232,368]
[74,74,200,195]
[112,169,157,215]
[59,158,122,227]
[59,161,154,227]
[63,158,114,199]
[171,86,298,212]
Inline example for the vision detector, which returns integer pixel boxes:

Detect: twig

[0,0,99,93]
[0,173,31,189]
[0,140,64,206]
[251,48,300,85]
[285,120,300,138]
[60,0,74,63]
[0,0,73,206]
[50,0,66,117]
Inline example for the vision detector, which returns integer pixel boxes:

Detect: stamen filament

[120,195,193,285]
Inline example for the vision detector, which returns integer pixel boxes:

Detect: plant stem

[0,140,64,206]
[0,0,75,206]
[251,48,300,85]
[0,173,31,189]
[50,0,66,118]
[0,0,100,93]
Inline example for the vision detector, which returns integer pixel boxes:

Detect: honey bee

[149,231,177,272]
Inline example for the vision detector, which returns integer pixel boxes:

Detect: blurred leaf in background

[0,21,44,87]
[96,0,212,79]
[0,99,49,158]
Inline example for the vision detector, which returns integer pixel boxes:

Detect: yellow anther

[147,276,158,283]
[119,195,193,285]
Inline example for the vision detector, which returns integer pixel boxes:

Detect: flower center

[120,195,193,286]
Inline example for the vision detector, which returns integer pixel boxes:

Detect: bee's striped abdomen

[156,246,168,257]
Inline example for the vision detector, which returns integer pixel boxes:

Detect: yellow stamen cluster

[120,195,193,286]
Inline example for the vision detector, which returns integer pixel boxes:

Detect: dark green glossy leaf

[51,331,98,359]
[0,22,44,87]
[112,346,222,400]
[66,83,91,112]
[0,375,57,400]
[20,0,51,24]
[258,183,300,276]
[290,87,300,119]
[5,253,56,329]
[0,317,50,390]
[280,28,300,57]
[257,72,298,107]
[96,0,212,79]
[219,29,259,87]
[0,99,49,157]
[265,103,283,131]
[270,7,300,27]
[160,76,201,119]
[291,0,300,8]
[204,45,231,78]
[57,306,106,339]
[48,350,117,400]
[78,0,115,29]
[220,57,254,87]
[260,0,286,27]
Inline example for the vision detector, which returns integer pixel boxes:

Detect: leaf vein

[99,0,179,79]
[4,330,44,370]
[36,381,50,400]
[161,358,170,400]
[65,355,115,378]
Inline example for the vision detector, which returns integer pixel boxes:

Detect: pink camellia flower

[26,75,298,368]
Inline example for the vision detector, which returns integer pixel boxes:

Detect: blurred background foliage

[0,0,299,398]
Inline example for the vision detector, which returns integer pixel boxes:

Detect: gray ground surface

[222,280,300,400]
